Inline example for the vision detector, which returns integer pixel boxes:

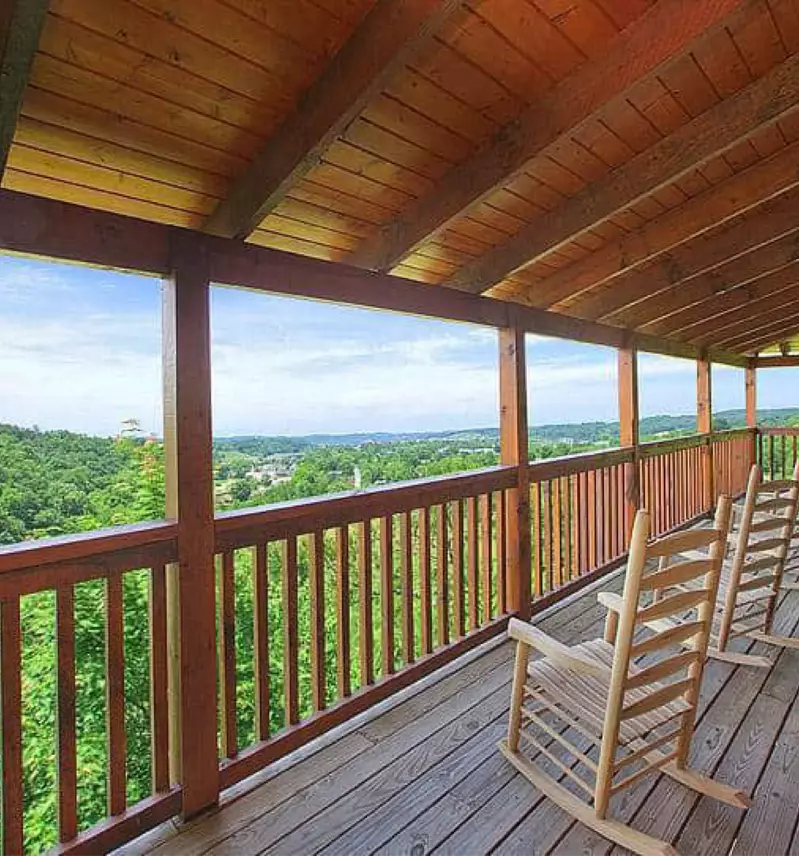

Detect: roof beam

[579,187,799,325]
[349,0,747,274]
[0,0,48,178]
[720,312,799,352]
[656,263,799,340]
[603,227,799,331]
[0,188,747,367]
[697,287,799,345]
[204,0,465,240]
[754,356,799,368]
[451,50,799,295]
[514,139,799,310]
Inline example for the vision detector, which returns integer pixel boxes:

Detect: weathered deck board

[136,562,799,856]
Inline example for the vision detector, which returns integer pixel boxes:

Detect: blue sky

[0,253,795,437]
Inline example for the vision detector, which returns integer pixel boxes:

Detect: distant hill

[213,407,799,453]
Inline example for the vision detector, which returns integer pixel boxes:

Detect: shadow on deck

[127,559,799,856]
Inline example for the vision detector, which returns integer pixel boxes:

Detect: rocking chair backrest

[594,497,732,815]
[716,462,799,651]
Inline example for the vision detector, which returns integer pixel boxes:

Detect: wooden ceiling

[3,0,799,356]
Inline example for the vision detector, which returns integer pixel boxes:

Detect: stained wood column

[499,324,531,619]
[618,342,640,540]
[163,233,219,817]
[746,361,757,467]
[697,353,714,510]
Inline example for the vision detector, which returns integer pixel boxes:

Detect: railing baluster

[481,493,493,622]
[218,551,237,757]
[451,501,465,639]
[379,516,395,676]
[310,530,326,709]
[419,507,432,656]
[552,477,562,589]
[532,482,542,597]
[283,537,300,724]
[602,468,611,562]
[543,481,553,592]
[436,505,449,647]
[149,563,170,791]
[358,522,373,686]
[587,470,597,571]
[569,475,578,580]
[399,513,414,666]
[1,596,23,855]
[106,572,127,815]
[253,543,270,739]
[467,496,479,631]
[496,490,507,615]
[56,584,77,843]
[335,527,351,696]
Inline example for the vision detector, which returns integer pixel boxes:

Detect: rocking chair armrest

[507,618,608,675]
[597,591,624,614]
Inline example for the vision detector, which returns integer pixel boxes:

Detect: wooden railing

[0,523,180,855]
[0,430,760,853]
[211,465,517,791]
[758,426,799,480]
[713,428,753,497]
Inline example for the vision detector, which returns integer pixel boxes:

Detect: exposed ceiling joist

[0,0,48,178]
[722,313,799,352]
[754,356,799,368]
[203,0,466,240]
[603,227,799,330]
[518,140,799,311]
[653,264,799,341]
[450,50,799,295]
[698,289,799,345]
[349,0,747,274]
[578,187,799,325]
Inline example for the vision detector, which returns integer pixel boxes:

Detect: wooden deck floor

[134,562,799,856]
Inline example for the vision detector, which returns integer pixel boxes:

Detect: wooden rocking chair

[499,499,749,856]
[648,462,799,668]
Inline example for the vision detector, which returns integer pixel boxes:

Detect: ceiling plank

[648,261,799,339]
[567,185,799,324]
[349,0,748,274]
[204,0,466,240]
[516,140,799,310]
[0,0,48,178]
[448,49,799,294]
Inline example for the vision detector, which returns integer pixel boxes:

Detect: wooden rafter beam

[447,48,799,294]
[0,188,748,367]
[667,267,799,342]
[0,0,48,178]
[349,0,747,274]
[588,225,799,335]
[642,261,799,338]
[517,139,799,310]
[204,0,465,240]
[591,203,799,332]
[720,312,799,352]
[697,288,799,346]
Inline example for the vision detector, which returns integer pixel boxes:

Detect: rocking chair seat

[528,638,691,746]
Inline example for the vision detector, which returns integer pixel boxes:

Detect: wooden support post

[618,341,640,542]
[697,354,714,511]
[163,232,219,818]
[746,360,757,468]
[500,324,531,619]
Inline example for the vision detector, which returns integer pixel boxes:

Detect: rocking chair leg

[498,741,678,856]
[662,761,750,809]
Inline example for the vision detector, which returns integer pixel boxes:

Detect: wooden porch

[128,558,799,856]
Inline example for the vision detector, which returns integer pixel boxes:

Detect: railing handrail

[758,425,799,435]
[528,445,633,480]
[0,519,178,574]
